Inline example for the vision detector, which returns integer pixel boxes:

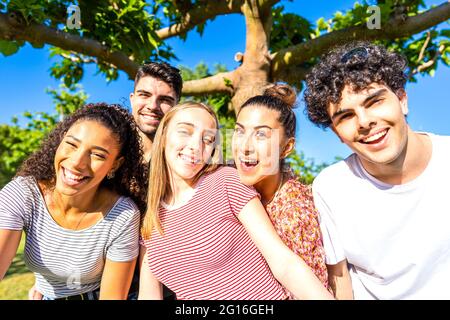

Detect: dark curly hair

[16,103,147,213]
[304,41,408,129]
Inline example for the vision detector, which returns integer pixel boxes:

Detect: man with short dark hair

[128,62,182,300]
[130,62,182,161]
[304,42,450,299]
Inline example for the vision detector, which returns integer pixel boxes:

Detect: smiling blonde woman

[138,101,333,300]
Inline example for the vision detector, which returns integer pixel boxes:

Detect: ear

[331,125,344,143]
[110,156,125,175]
[397,89,408,116]
[281,137,295,159]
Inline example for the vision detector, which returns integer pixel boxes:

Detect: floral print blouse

[265,169,330,298]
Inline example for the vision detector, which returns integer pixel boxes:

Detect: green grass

[0,234,34,300]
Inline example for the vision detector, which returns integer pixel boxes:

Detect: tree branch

[182,71,236,96]
[0,12,139,78]
[271,1,450,81]
[410,44,446,78]
[156,1,244,40]
[156,0,280,40]
[418,31,432,62]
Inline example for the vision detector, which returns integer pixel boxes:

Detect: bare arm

[327,260,353,300]
[0,229,22,280]
[238,198,334,300]
[99,258,137,300]
[138,245,163,300]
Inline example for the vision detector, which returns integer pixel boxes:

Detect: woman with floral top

[232,84,331,298]
[138,101,333,300]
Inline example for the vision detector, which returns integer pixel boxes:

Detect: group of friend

[0,41,449,300]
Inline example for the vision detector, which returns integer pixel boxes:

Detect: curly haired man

[304,42,450,300]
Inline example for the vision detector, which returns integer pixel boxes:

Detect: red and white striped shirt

[141,166,287,300]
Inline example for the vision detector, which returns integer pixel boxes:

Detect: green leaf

[223,78,233,89]
[0,40,20,57]
[440,29,450,38]
[316,17,329,30]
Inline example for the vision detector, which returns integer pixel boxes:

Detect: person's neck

[139,131,153,163]
[254,171,284,207]
[166,174,196,207]
[360,129,432,185]
[52,188,100,216]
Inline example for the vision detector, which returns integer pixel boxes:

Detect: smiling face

[130,76,177,138]
[164,107,218,187]
[232,105,289,186]
[54,120,122,197]
[329,83,409,168]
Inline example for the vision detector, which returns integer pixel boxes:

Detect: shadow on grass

[5,251,29,278]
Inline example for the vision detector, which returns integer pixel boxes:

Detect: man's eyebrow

[362,88,387,105]
[160,95,176,102]
[331,108,351,121]
[136,89,151,95]
[66,135,110,154]
[331,89,388,121]
[136,90,175,102]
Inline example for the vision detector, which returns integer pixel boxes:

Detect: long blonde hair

[141,102,223,239]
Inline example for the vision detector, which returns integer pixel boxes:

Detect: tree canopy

[0,0,449,186]
[1,0,449,110]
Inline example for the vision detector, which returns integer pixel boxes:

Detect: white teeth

[240,158,258,165]
[180,154,200,164]
[141,114,158,120]
[363,130,387,143]
[64,169,85,181]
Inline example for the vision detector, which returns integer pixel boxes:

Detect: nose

[241,132,255,155]
[69,148,89,171]
[145,97,159,111]
[186,133,203,154]
[356,107,376,130]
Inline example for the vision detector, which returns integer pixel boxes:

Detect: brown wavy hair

[16,103,148,213]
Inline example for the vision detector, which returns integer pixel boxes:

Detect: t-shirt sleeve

[106,198,141,262]
[312,180,346,265]
[0,178,31,231]
[222,167,260,217]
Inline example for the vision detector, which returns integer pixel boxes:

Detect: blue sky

[0,0,449,164]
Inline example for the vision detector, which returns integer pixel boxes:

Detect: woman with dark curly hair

[303,41,450,300]
[0,103,147,300]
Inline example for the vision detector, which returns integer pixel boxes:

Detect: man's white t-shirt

[313,133,450,299]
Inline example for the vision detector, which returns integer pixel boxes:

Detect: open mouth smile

[61,167,90,186]
[239,157,259,170]
[359,128,389,145]
[179,153,202,165]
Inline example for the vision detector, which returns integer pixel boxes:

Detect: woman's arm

[138,245,163,300]
[99,258,137,300]
[327,260,353,299]
[0,229,22,280]
[238,198,334,300]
